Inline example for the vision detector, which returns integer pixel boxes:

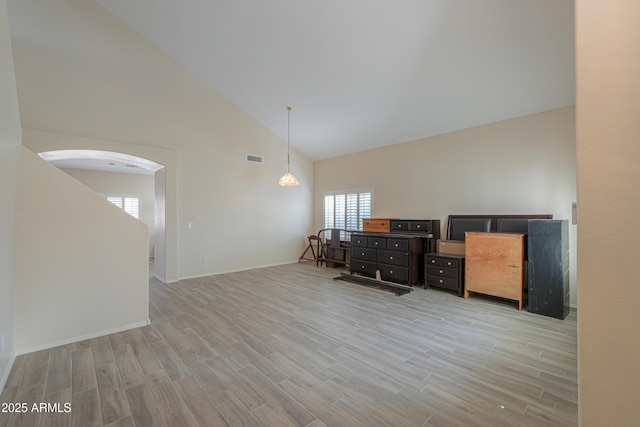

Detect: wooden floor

[1,263,577,426]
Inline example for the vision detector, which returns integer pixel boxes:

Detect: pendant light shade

[278,171,299,186]
[279,106,299,186]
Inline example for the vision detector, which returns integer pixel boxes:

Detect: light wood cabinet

[464,232,525,310]
[362,218,393,232]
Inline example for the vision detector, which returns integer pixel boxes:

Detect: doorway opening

[38,149,168,282]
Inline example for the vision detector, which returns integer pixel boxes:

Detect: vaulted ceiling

[10,0,575,161]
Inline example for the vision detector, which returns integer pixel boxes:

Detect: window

[106,195,140,219]
[323,189,372,234]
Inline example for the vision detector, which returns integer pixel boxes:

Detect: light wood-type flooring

[1,263,577,426]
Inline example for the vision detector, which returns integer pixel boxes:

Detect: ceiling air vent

[246,154,264,164]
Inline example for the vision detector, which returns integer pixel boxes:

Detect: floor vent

[246,154,264,164]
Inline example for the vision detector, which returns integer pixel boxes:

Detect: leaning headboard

[446,214,553,241]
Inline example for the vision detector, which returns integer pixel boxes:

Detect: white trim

[0,354,17,391]
[152,271,169,283]
[15,320,151,356]
[322,187,374,197]
[178,260,300,282]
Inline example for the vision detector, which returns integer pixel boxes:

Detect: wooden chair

[316,228,350,268]
[298,235,320,264]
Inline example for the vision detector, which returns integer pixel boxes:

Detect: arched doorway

[38,149,168,282]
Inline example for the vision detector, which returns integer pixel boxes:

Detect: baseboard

[178,260,298,281]
[151,271,166,283]
[15,319,151,356]
[0,353,17,391]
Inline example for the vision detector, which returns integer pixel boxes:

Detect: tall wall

[10,0,313,283]
[23,129,179,283]
[15,147,149,353]
[576,0,640,424]
[314,106,577,305]
[0,0,21,389]
[61,168,155,257]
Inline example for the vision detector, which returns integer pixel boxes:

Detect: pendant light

[278,106,299,186]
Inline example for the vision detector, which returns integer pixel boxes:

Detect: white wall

[0,0,21,389]
[154,167,167,283]
[23,129,179,283]
[15,147,149,353]
[314,106,577,305]
[576,0,640,425]
[61,168,155,257]
[11,0,314,282]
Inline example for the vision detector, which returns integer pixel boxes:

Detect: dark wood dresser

[425,253,465,296]
[390,219,440,253]
[350,232,423,286]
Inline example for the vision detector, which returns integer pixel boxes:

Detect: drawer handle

[431,260,436,264]
[416,225,421,228]
[395,243,399,247]
[375,242,379,245]
[361,266,365,269]
[439,279,443,283]
[439,269,443,274]
[390,270,394,274]
[390,256,394,260]
[447,262,452,266]
[361,252,365,256]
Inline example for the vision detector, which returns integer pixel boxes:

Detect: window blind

[323,189,372,238]
[106,195,140,219]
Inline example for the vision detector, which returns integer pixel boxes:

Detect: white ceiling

[47,158,154,175]
[38,150,162,176]
[10,0,575,161]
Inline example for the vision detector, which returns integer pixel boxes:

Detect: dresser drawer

[363,218,392,232]
[378,250,409,266]
[387,238,409,252]
[368,236,386,249]
[427,276,459,291]
[426,256,460,269]
[352,247,377,262]
[351,260,377,276]
[390,219,436,233]
[427,265,458,279]
[379,265,409,284]
[425,253,465,296]
[390,221,410,232]
[351,235,368,247]
[408,221,432,232]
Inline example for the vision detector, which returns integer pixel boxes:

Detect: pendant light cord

[287,106,292,172]
[278,105,299,186]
